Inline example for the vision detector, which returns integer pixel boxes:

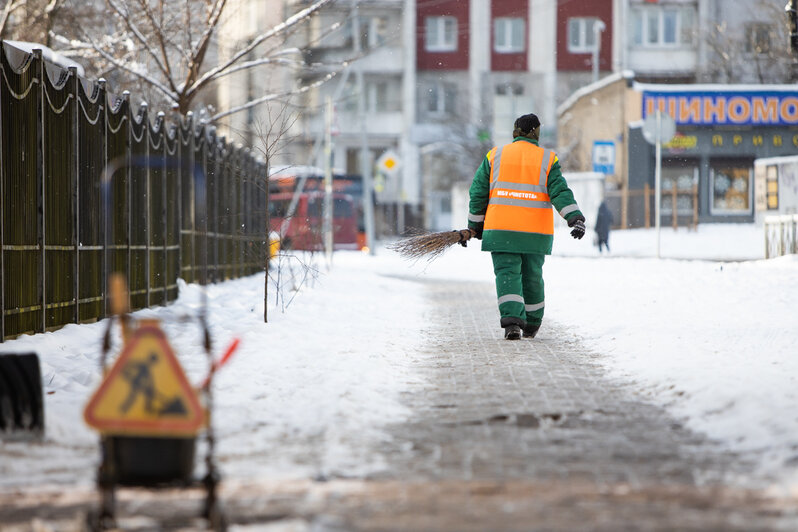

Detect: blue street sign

[592,140,615,175]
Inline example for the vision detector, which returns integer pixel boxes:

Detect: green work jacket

[468,137,583,254]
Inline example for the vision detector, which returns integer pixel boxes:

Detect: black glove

[471,224,483,240]
[453,229,469,247]
[568,215,586,240]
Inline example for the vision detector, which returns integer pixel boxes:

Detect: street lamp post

[592,20,606,84]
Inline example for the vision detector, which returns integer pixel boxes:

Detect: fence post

[123,91,132,295]
[764,219,769,259]
[34,50,45,334]
[98,78,108,318]
[671,187,677,230]
[0,44,4,342]
[157,111,167,304]
[793,216,797,254]
[139,102,151,308]
[620,184,628,228]
[70,67,80,326]
[172,104,182,293]
[268,155,274,323]
[644,183,650,229]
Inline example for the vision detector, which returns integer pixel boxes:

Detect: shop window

[710,164,752,214]
[661,165,698,216]
[766,165,779,210]
[425,16,457,52]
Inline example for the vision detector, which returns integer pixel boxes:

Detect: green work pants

[491,252,545,328]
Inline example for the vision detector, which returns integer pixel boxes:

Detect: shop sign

[664,134,697,150]
[643,91,798,127]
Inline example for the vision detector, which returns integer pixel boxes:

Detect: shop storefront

[628,86,798,224]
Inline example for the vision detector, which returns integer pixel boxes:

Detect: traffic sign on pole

[592,141,616,174]
[642,110,676,258]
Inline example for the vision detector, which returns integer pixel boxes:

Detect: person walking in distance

[595,200,613,253]
[467,113,586,340]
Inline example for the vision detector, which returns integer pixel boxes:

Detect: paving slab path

[1,278,797,531]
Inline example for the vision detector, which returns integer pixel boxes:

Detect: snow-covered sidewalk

[1,223,797,495]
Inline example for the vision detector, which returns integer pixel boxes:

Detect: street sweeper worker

[468,113,586,340]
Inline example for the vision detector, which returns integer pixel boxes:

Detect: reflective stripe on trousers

[491,251,546,327]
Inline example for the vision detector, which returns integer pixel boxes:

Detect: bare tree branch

[209,68,340,122]
[106,0,174,87]
[0,0,26,38]
[80,31,178,102]
[186,0,333,100]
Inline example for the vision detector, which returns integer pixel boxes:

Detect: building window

[631,6,694,47]
[766,165,779,210]
[660,165,698,217]
[426,82,456,115]
[710,164,752,214]
[745,23,771,55]
[366,80,401,113]
[425,16,457,52]
[494,17,525,53]
[568,17,599,53]
[496,83,524,96]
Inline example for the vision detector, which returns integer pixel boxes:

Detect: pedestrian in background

[595,200,613,253]
[467,113,586,340]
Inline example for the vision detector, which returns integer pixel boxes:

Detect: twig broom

[387,228,476,261]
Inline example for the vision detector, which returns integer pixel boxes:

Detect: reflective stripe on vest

[484,142,556,235]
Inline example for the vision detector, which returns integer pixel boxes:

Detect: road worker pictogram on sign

[84,323,205,437]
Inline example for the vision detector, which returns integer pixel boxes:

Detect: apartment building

[275,0,793,232]
[286,0,564,232]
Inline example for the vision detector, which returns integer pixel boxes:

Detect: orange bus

[268,166,366,251]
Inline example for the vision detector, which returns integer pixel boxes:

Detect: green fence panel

[165,122,180,303]
[1,44,42,338]
[42,61,77,330]
[148,113,167,306]
[76,77,106,323]
[178,116,195,285]
[129,103,149,311]
[0,41,267,340]
[106,91,131,285]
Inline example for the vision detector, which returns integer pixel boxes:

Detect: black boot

[523,324,540,338]
[504,324,521,340]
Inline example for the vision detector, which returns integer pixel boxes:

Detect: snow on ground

[1,223,797,493]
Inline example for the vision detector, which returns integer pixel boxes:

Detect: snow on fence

[0,41,268,341]
[764,215,798,258]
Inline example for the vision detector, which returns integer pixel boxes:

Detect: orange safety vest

[484,141,556,235]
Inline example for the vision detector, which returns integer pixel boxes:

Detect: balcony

[627,47,697,78]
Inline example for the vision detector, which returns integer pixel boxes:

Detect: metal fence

[0,41,268,341]
[765,214,798,258]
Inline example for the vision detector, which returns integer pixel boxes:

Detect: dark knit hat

[513,113,541,136]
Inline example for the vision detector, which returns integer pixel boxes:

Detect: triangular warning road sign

[84,324,205,437]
